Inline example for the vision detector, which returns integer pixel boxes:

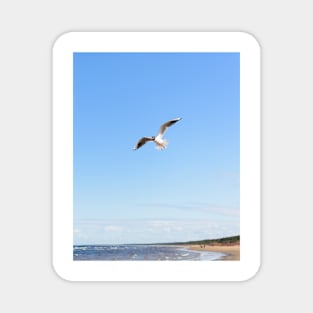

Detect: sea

[73,245,225,261]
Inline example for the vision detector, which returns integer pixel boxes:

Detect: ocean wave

[73,245,226,261]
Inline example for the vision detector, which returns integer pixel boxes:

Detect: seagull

[133,117,182,150]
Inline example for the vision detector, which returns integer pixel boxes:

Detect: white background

[0,0,312,312]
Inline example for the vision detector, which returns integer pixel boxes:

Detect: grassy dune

[164,235,240,246]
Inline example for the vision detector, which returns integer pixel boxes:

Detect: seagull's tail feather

[155,139,169,150]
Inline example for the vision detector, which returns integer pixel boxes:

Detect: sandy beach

[184,244,240,260]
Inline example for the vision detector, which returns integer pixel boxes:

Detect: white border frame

[53,32,260,281]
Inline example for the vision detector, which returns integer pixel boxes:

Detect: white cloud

[74,218,239,245]
[103,225,123,232]
[136,202,239,217]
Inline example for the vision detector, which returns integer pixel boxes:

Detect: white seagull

[133,117,182,150]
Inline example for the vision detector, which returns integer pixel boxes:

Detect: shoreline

[183,244,240,261]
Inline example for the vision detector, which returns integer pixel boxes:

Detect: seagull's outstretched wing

[157,117,182,137]
[133,137,154,150]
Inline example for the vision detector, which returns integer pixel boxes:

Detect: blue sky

[73,52,240,244]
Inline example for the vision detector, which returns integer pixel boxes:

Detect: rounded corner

[51,261,74,283]
[52,31,75,52]
[239,259,262,282]
[237,31,261,51]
